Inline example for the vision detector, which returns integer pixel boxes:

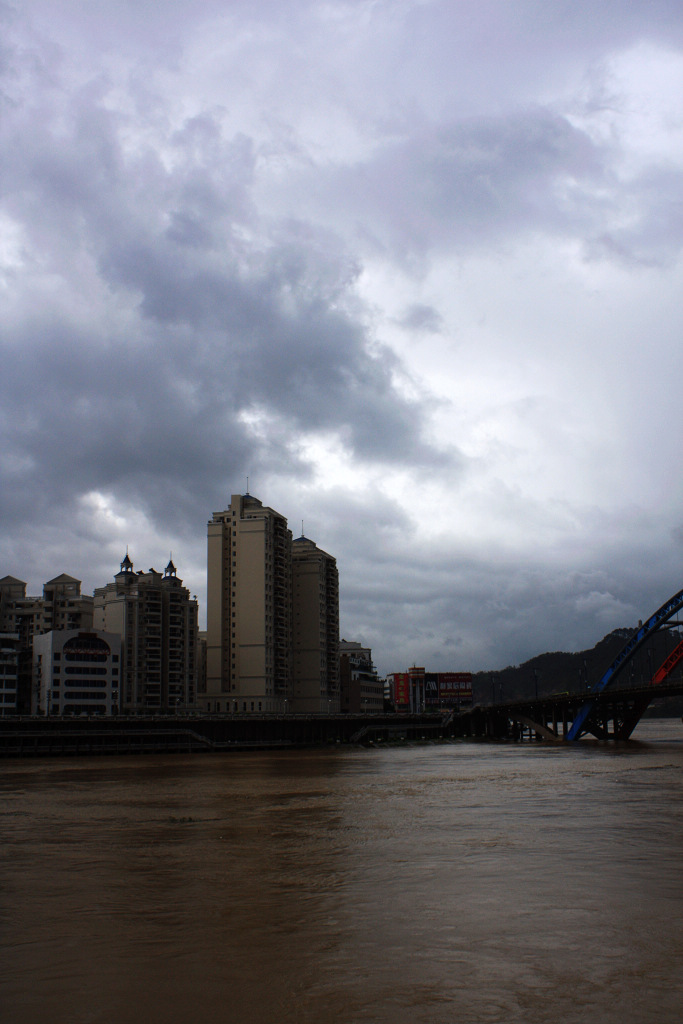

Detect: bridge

[455,679,683,742]
[459,584,683,741]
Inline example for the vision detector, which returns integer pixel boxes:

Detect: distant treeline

[472,628,683,716]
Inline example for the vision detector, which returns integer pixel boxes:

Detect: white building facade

[33,630,122,716]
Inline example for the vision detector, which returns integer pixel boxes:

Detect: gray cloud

[0,36,455,545]
[397,304,444,334]
[3,1,683,674]
[285,103,683,271]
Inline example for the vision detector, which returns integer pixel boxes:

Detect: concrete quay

[0,712,455,757]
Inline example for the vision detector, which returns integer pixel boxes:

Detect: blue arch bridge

[458,584,683,742]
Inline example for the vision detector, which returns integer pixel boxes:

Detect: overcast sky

[3,1,683,675]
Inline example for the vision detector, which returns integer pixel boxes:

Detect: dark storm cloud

[0,35,454,544]
[0,319,250,529]
[338,525,683,675]
[5,0,683,670]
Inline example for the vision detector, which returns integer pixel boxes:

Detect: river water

[1,720,682,1024]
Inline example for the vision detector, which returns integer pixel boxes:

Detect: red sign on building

[392,673,410,707]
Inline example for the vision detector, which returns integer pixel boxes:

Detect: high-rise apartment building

[206,493,292,713]
[0,574,94,648]
[291,536,339,713]
[93,555,198,713]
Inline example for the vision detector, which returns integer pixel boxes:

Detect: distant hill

[472,627,683,716]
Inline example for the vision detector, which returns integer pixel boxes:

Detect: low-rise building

[388,669,473,711]
[32,630,122,716]
[339,640,383,714]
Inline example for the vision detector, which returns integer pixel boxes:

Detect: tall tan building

[291,536,339,713]
[206,493,292,713]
